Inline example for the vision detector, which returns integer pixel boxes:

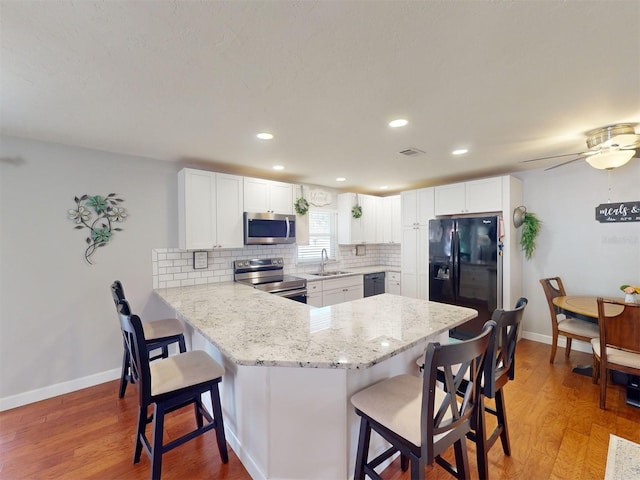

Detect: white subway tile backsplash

[151,243,401,288]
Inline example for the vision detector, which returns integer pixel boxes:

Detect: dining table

[552,295,625,323]
[553,295,637,407]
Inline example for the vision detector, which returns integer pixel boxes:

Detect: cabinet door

[337,193,363,244]
[178,169,216,250]
[434,182,466,215]
[307,292,323,307]
[360,194,377,243]
[215,173,244,248]
[402,188,434,226]
[322,288,344,307]
[243,177,269,212]
[268,181,294,214]
[382,195,401,243]
[465,177,502,213]
[344,285,364,302]
[401,226,418,298]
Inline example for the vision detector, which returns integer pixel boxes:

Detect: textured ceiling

[1,1,639,194]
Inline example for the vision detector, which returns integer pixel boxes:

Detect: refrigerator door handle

[452,229,459,299]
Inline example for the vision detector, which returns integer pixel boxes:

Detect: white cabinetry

[401,187,434,300]
[434,177,502,216]
[381,195,401,244]
[178,168,244,250]
[385,271,401,295]
[321,275,364,307]
[244,177,294,214]
[306,281,323,307]
[337,193,378,244]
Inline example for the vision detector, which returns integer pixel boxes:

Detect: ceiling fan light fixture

[585,149,635,170]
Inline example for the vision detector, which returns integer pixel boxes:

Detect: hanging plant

[351,204,363,219]
[520,211,541,260]
[294,197,309,215]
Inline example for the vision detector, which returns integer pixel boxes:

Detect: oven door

[272,288,307,304]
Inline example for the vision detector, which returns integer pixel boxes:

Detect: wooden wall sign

[595,201,640,223]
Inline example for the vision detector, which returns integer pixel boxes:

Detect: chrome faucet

[321,248,328,273]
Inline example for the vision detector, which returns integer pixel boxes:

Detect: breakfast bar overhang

[155,283,477,480]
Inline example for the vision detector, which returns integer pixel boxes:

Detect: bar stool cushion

[351,374,452,447]
[151,350,225,397]
[143,318,185,341]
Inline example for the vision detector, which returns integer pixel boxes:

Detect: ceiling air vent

[398,147,425,157]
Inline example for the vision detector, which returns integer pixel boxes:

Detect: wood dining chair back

[539,277,599,363]
[591,298,640,409]
[470,297,527,480]
[118,304,228,479]
[110,281,186,398]
[351,321,495,480]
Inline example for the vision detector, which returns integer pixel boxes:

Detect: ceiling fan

[521,123,640,171]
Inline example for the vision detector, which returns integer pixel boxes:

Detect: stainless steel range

[233,257,307,303]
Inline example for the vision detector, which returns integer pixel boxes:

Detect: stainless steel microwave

[243,212,296,245]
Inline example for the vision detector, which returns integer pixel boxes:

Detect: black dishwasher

[364,272,385,297]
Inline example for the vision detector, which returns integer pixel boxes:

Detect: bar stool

[117,305,228,479]
[110,281,186,398]
[351,321,495,479]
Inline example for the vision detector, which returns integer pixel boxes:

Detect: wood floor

[1,339,639,479]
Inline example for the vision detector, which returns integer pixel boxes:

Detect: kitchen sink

[310,271,351,277]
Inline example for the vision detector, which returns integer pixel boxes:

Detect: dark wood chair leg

[411,454,425,480]
[194,398,204,429]
[354,417,372,480]
[453,438,470,480]
[151,404,165,480]
[178,335,186,353]
[211,384,228,463]
[133,406,146,464]
[119,348,130,398]
[400,453,409,471]
[474,396,489,480]
[161,345,169,359]
[495,389,511,456]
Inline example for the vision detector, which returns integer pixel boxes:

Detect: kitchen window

[297,210,337,262]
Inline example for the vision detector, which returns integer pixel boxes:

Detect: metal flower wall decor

[68,193,127,264]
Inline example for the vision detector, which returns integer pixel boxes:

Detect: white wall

[518,159,640,347]
[0,135,180,409]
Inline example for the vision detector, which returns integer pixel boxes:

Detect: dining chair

[110,281,186,398]
[351,321,495,480]
[118,304,228,479]
[591,298,640,409]
[539,277,599,363]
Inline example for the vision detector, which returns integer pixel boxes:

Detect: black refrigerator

[428,216,503,339]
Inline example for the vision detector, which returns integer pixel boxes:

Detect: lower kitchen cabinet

[306,281,323,307]
[310,275,364,307]
[385,271,401,295]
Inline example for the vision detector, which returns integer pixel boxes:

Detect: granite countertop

[297,264,401,282]
[154,282,476,370]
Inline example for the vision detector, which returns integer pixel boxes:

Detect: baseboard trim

[521,330,593,354]
[1,332,591,412]
[0,368,120,412]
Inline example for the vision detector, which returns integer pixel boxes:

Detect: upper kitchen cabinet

[178,168,244,250]
[243,177,294,215]
[434,177,502,216]
[401,188,434,226]
[381,195,401,243]
[337,193,377,244]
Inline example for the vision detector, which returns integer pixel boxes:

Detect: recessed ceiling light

[336,177,346,182]
[380,185,389,190]
[273,165,284,170]
[452,148,468,155]
[389,119,408,128]
[257,132,274,140]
